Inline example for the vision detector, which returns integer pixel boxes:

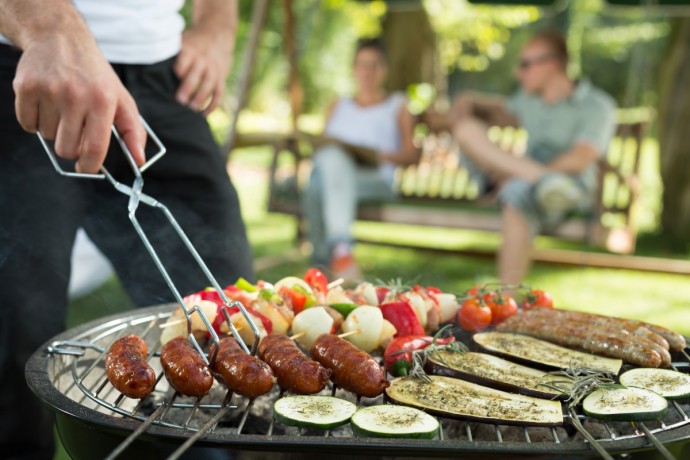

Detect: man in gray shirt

[448,30,616,285]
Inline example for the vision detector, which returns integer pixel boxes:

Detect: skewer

[166,392,235,460]
[634,422,677,460]
[289,331,307,341]
[567,408,614,460]
[327,278,345,289]
[105,393,178,460]
[289,329,360,342]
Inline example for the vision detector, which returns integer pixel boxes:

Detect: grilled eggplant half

[474,332,623,374]
[426,350,571,399]
[385,375,563,427]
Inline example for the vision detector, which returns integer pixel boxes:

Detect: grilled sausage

[160,337,213,398]
[497,316,662,368]
[105,335,156,399]
[513,310,672,367]
[519,308,681,351]
[209,337,275,398]
[258,334,331,394]
[311,334,389,397]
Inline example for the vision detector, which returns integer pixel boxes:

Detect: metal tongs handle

[38,118,260,362]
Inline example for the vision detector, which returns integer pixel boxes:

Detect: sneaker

[330,254,363,282]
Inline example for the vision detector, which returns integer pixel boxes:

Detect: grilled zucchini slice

[273,395,356,429]
[350,405,439,439]
[620,368,690,400]
[582,387,668,421]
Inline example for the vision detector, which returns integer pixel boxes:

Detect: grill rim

[26,305,690,458]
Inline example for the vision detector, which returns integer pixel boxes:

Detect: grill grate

[41,305,690,459]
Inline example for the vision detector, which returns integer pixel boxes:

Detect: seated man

[447,30,616,285]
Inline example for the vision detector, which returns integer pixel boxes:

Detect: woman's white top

[324,92,407,184]
[0,0,184,64]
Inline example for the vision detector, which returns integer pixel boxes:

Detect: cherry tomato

[521,289,554,310]
[465,285,483,297]
[457,298,492,332]
[483,292,518,325]
[304,268,328,294]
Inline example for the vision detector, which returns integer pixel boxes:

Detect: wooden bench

[237,121,645,255]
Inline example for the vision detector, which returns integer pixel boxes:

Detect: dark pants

[0,45,254,459]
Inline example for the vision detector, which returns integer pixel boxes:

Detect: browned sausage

[497,316,662,368]
[105,335,156,399]
[512,310,672,367]
[160,337,213,398]
[258,334,331,394]
[311,334,389,397]
[520,308,681,351]
[209,337,275,398]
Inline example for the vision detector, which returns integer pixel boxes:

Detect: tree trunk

[381,5,440,94]
[658,18,690,251]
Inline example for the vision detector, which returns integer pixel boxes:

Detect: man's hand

[1,0,146,174]
[174,29,233,116]
[13,38,146,173]
[174,0,237,116]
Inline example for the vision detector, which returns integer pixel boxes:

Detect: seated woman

[302,38,418,279]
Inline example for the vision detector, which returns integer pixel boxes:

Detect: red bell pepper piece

[304,268,329,294]
[383,335,456,375]
[379,301,424,337]
[278,286,307,313]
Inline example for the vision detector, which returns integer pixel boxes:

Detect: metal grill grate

[39,305,690,459]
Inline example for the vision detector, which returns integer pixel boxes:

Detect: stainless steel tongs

[37,118,260,363]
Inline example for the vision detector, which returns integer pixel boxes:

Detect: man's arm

[0,0,145,173]
[382,104,419,166]
[546,143,600,174]
[174,0,237,115]
[450,91,520,128]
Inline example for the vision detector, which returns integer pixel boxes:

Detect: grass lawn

[54,141,690,460]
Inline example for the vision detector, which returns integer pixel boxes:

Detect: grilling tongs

[37,119,260,361]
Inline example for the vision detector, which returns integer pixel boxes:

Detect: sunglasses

[517,54,555,70]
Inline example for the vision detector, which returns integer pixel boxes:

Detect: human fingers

[175,60,205,106]
[112,93,146,166]
[12,75,39,133]
[54,107,87,162]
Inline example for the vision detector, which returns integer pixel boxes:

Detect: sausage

[105,335,156,399]
[497,316,662,368]
[311,334,389,397]
[513,310,672,367]
[520,308,681,351]
[258,334,331,394]
[209,337,275,398]
[160,337,213,398]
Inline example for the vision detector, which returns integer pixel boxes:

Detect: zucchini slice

[583,387,668,421]
[474,332,623,374]
[350,405,439,439]
[386,375,563,427]
[427,351,571,399]
[273,395,356,429]
[620,368,690,400]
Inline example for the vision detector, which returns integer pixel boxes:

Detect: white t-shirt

[0,0,185,64]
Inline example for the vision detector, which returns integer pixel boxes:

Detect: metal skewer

[567,408,615,460]
[634,422,677,460]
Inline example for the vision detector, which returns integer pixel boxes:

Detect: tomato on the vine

[521,289,553,310]
[457,298,492,332]
[483,292,518,325]
[466,285,483,297]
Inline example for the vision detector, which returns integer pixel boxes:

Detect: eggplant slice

[473,332,623,374]
[427,350,571,399]
[386,375,564,427]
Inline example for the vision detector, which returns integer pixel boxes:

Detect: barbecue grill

[27,304,690,460]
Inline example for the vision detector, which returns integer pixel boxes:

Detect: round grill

[27,305,690,459]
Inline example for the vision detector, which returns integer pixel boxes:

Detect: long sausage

[520,308,682,351]
[258,334,331,394]
[513,310,672,367]
[160,337,213,398]
[311,334,389,397]
[105,335,156,399]
[209,337,275,398]
[497,316,662,368]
